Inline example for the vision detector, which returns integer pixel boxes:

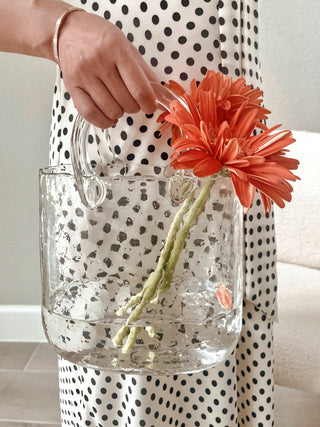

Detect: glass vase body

[40,163,244,375]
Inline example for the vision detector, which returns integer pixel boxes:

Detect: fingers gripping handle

[70,82,185,209]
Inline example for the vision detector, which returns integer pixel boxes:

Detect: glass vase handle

[71,82,185,209]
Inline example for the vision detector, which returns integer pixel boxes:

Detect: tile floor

[0,342,319,426]
[0,342,60,426]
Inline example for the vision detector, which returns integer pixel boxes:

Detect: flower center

[236,145,246,159]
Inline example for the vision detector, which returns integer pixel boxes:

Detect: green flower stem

[112,326,129,347]
[151,178,214,302]
[126,270,164,322]
[112,178,215,353]
[112,190,195,350]
[121,327,142,354]
[116,291,143,317]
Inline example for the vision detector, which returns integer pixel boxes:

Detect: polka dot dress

[50,1,278,425]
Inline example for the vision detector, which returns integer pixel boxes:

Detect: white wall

[0,0,319,306]
[260,0,320,132]
[0,55,55,305]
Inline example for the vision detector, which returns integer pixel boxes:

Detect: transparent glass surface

[40,164,243,375]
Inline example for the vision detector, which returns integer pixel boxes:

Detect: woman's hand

[58,11,159,128]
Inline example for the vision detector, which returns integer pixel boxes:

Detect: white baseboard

[0,305,47,342]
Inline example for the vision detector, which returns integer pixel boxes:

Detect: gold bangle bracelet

[52,7,84,67]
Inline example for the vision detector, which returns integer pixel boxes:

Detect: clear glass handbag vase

[40,104,244,375]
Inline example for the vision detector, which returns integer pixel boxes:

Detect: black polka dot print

[50,1,278,426]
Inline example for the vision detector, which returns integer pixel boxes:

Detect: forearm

[0,0,75,61]
[0,0,158,128]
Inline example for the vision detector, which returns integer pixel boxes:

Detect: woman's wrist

[52,7,86,66]
[0,0,84,61]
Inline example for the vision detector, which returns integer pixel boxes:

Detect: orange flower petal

[220,138,240,162]
[216,284,232,310]
[230,173,255,208]
[192,158,223,177]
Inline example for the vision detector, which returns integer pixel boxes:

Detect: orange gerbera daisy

[158,70,271,140]
[160,71,299,213]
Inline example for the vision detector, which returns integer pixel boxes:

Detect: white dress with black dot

[50,1,278,426]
